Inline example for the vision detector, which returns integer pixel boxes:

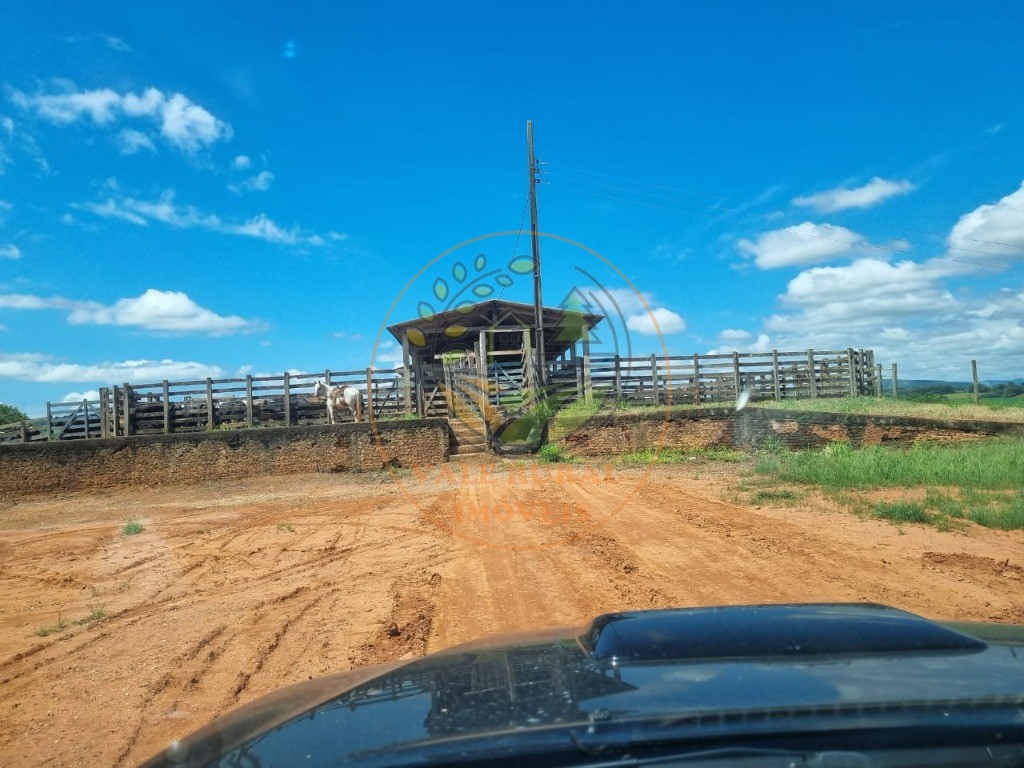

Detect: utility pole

[526,120,545,388]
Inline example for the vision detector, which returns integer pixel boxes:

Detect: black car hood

[141,604,1024,767]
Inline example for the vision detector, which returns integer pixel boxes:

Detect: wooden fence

[583,348,878,406]
[1,348,880,443]
[1,367,411,443]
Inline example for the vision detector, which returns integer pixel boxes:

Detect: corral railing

[588,348,878,405]
[2,348,881,443]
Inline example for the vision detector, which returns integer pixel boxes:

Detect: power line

[498,198,530,301]
[545,161,732,204]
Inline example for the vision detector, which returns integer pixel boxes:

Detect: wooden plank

[806,351,818,399]
[875,364,883,397]
[123,382,133,436]
[206,378,215,432]
[582,325,592,402]
[650,353,659,406]
[366,367,374,421]
[847,348,857,397]
[162,380,171,434]
[892,363,899,399]
[972,360,980,404]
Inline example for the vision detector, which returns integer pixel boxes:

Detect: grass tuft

[122,518,144,536]
[536,444,576,464]
[618,447,746,466]
[36,614,69,637]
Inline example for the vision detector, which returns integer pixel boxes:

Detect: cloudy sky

[2,2,1023,415]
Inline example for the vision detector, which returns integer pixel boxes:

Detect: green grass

[873,501,932,524]
[751,488,802,504]
[121,518,144,536]
[752,396,1024,423]
[754,438,1024,530]
[35,605,106,637]
[536,444,577,464]
[73,605,107,626]
[617,447,747,466]
[35,614,69,637]
[756,438,1023,491]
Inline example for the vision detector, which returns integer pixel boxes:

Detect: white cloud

[13,81,232,154]
[0,244,21,259]
[61,389,100,402]
[574,286,687,337]
[0,288,264,335]
[375,340,404,367]
[0,354,224,384]
[793,177,915,213]
[948,182,1024,258]
[229,170,274,194]
[626,307,686,335]
[718,329,751,342]
[104,36,132,53]
[738,222,870,269]
[232,154,252,169]
[77,189,327,246]
[708,333,772,355]
[118,128,155,155]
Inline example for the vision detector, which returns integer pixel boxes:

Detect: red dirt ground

[1,459,1021,766]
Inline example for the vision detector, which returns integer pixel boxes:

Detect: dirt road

[1,459,1021,766]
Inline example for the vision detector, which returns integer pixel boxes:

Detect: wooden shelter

[386,299,604,427]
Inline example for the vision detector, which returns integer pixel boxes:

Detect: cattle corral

[0,457,1022,767]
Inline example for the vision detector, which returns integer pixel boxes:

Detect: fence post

[162,380,170,435]
[847,348,857,397]
[206,378,215,431]
[123,382,132,436]
[891,363,899,399]
[366,367,374,421]
[614,354,622,401]
[100,388,110,438]
[771,350,781,401]
[282,373,291,427]
[581,325,592,403]
[84,400,91,439]
[875,364,883,397]
[806,350,818,399]
[692,353,701,404]
[20,421,28,443]
[478,330,487,409]
[245,375,254,428]
[650,353,660,406]
[732,352,741,400]
[970,360,980,404]
[45,401,53,441]
[402,331,412,414]
[413,357,425,417]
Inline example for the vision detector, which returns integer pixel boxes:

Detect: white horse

[312,380,363,423]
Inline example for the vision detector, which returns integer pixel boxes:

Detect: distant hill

[881,378,1023,397]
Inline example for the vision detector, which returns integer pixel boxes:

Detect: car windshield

[1,3,1023,768]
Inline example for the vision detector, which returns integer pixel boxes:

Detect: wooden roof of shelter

[387,299,604,361]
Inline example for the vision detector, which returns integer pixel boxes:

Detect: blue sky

[2,1,1023,415]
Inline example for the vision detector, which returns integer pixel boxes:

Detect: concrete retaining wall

[0,420,449,496]
[558,408,1024,456]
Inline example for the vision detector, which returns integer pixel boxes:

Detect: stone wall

[0,420,449,496]
[557,408,1024,455]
